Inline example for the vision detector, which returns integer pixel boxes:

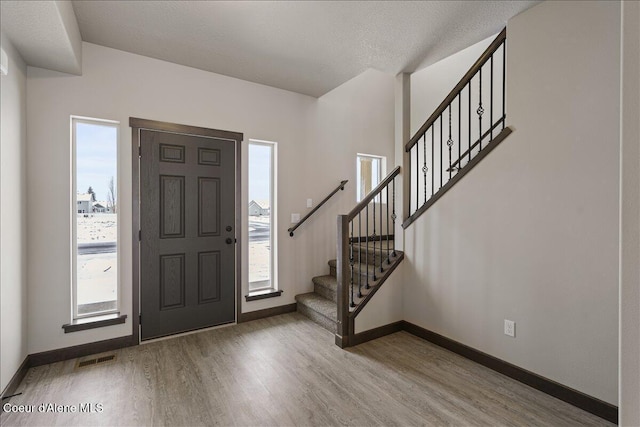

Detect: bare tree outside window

[107,176,117,214]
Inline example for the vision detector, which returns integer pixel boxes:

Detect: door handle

[226,238,236,244]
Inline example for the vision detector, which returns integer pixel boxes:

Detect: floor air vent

[76,354,116,369]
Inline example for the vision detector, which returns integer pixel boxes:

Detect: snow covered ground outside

[76,213,273,311]
[76,214,117,311]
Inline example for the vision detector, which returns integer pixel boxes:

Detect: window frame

[356,153,386,202]
[71,116,121,320]
[247,139,278,294]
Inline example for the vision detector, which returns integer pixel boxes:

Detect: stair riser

[297,304,336,333]
[353,251,387,265]
[314,283,337,303]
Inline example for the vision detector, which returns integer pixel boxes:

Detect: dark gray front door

[140,129,236,340]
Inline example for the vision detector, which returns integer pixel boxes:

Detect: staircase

[293,29,510,348]
[295,239,403,333]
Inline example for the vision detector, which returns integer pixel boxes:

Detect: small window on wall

[72,117,119,319]
[248,140,277,293]
[357,153,386,202]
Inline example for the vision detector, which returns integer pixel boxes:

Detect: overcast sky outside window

[76,122,117,202]
[248,143,271,202]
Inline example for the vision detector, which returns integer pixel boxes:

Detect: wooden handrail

[405,28,507,152]
[288,179,348,236]
[347,166,401,220]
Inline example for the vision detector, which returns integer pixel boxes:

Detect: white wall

[0,34,28,392]
[410,35,493,136]
[279,69,396,297]
[27,42,313,353]
[401,0,620,405]
[619,1,640,424]
[25,42,395,353]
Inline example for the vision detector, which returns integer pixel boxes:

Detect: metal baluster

[379,190,383,273]
[422,134,427,206]
[490,54,494,141]
[372,199,377,281]
[447,104,453,179]
[350,220,355,308]
[458,92,461,172]
[414,146,418,214]
[478,67,484,151]
[468,81,472,164]
[386,185,390,264]
[502,41,506,129]
[365,205,369,289]
[440,114,443,190]
[358,211,362,298]
[391,178,397,257]
[431,126,434,197]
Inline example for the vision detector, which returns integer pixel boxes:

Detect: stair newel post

[336,214,352,348]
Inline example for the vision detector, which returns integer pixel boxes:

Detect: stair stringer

[352,255,404,334]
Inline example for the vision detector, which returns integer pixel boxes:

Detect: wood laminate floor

[1,313,612,426]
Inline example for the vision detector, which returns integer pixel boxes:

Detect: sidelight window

[71,117,119,319]
[248,140,277,293]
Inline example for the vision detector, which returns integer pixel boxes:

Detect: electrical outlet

[307,198,313,208]
[291,213,300,223]
[504,319,516,337]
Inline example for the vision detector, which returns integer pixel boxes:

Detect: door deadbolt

[226,226,233,232]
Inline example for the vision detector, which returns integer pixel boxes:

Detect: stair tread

[353,241,394,253]
[295,292,337,321]
[328,259,388,277]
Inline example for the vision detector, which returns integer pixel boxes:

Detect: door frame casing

[130,117,243,344]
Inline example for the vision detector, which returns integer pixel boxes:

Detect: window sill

[62,313,127,333]
[245,289,282,302]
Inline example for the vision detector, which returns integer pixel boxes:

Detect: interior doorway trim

[130,117,243,344]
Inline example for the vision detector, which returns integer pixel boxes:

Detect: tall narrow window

[248,140,277,292]
[72,117,119,319]
[357,153,385,202]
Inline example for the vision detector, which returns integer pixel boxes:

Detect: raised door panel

[198,177,220,237]
[160,175,185,239]
[198,251,221,303]
[160,253,185,310]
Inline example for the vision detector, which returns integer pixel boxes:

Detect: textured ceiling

[71,1,538,97]
[2,1,540,96]
[1,0,82,75]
